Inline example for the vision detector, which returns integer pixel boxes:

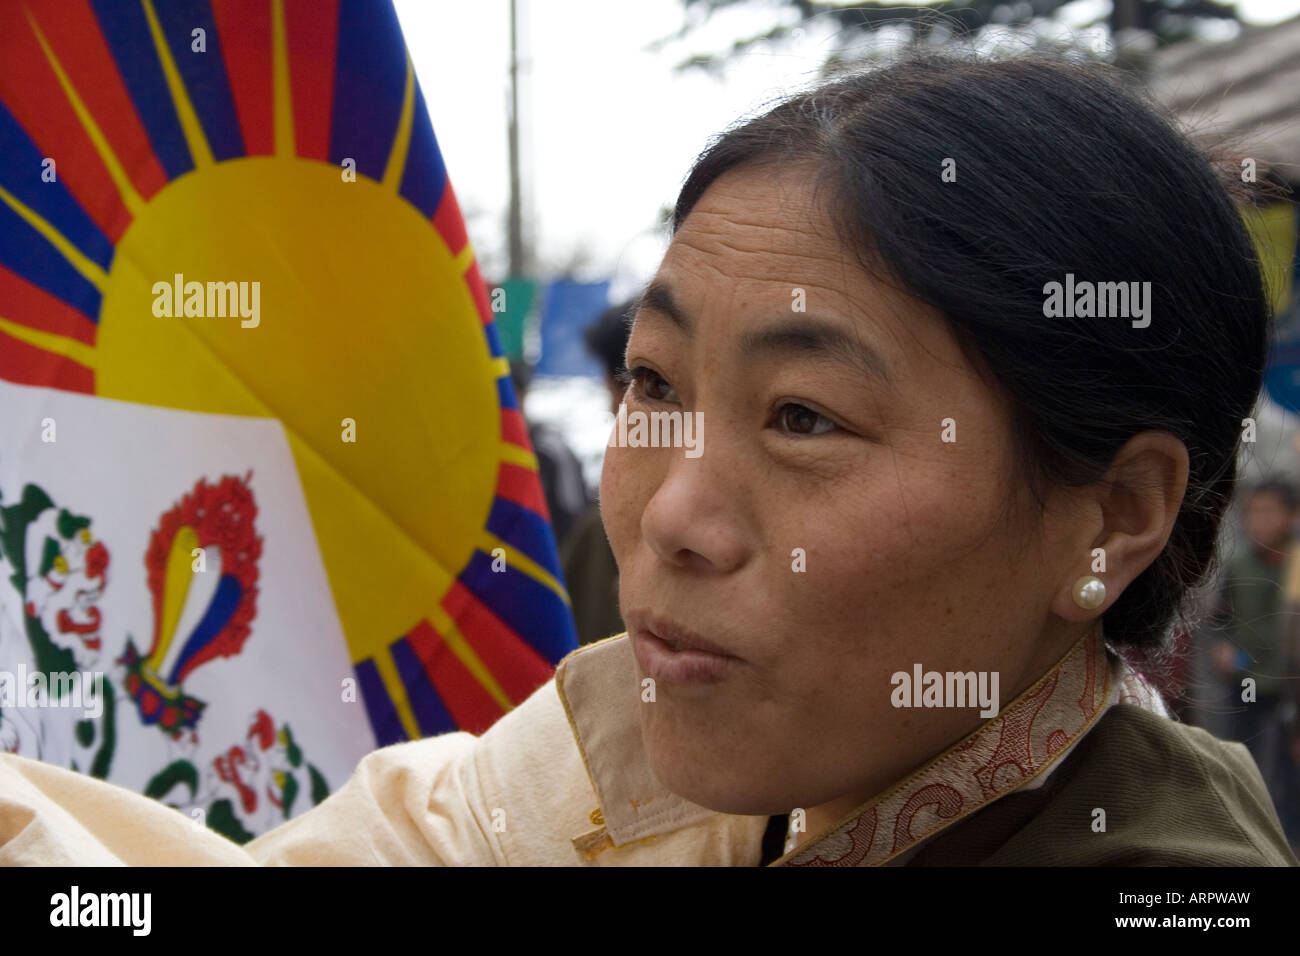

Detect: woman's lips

[632,628,742,685]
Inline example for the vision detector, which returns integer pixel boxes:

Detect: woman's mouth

[630,620,743,686]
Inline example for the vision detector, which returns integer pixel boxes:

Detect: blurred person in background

[561,299,636,645]
[1283,543,1300,851]
[510,360,590,547]
[1210,477,1300,822]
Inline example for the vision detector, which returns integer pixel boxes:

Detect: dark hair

[672,51,1274,661]
[1249,477,1298,512]
[585,299,637,381]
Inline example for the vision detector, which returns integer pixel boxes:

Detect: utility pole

[507,0,526,276]
[1110,0,1154,78]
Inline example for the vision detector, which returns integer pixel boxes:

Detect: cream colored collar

[554,631,1167,865]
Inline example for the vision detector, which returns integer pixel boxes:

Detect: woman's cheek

[598,443,640,565]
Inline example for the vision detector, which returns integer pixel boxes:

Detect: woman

[2,51,1295,866]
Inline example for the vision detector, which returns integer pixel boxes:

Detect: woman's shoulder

[1092,705,1294,863]
[984,705,1297,866]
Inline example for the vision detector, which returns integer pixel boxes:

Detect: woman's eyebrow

[633,280,692,334]
[633,281,891,385]
[740,319,893,386]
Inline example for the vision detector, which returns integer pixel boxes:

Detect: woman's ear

[1050,430,1189,623]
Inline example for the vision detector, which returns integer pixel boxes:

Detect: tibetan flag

[0,0,576,843]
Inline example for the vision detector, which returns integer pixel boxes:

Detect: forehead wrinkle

[670,235,863,293]
[673,218,863,292]
[672,251,891,329]
[710,241,851,271]
[676,202,835,246]
[680,222,836,259]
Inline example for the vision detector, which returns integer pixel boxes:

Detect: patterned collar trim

[774,631,1166,866]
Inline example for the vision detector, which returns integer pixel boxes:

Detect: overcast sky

[395,0,1300,295]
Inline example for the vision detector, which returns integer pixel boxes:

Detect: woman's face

[600,163,1087,818]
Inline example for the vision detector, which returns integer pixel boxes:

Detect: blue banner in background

[1265,318,1300,416]
[1262,205,1300,415]
[534,279,611,378]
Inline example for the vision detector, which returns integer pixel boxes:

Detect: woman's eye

[775,402,838,436]
[628,366,678,403]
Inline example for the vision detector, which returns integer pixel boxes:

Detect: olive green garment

[904,706,1297,866]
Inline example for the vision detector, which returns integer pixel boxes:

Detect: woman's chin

[643,735,794,817]
[662,773,781,816]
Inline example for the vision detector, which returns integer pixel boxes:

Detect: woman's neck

[791,619,1094,852]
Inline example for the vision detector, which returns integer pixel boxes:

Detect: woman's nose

[639,451,749,574]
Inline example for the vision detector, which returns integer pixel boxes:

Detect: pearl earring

[1072,575,1106,610]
